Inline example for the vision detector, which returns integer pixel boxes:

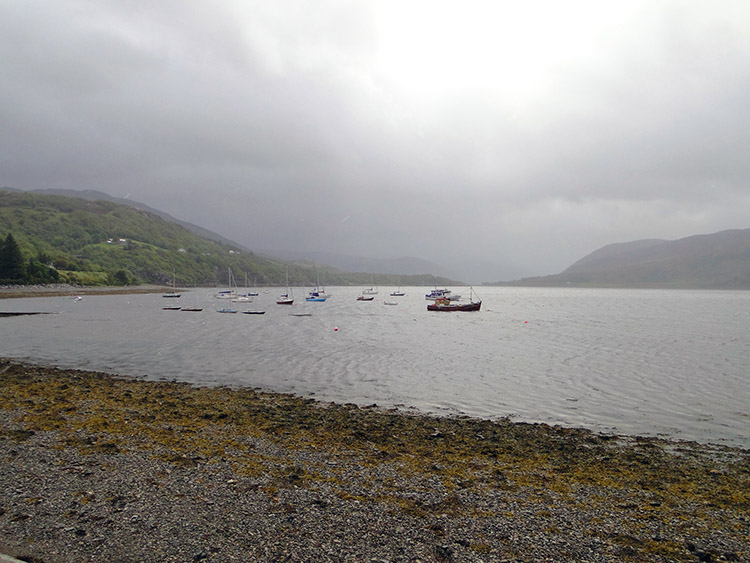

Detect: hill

[0,189,460,287]
[25,188,251,252]
[23,189,465,283]
[494,229,750,289]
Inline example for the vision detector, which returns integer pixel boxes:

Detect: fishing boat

[277,267,294,305]
[425,288,461,301]
[427,287,482,312]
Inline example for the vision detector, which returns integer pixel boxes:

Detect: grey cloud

[2,1,749,282]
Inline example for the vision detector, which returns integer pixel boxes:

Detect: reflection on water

[2,287,748,447]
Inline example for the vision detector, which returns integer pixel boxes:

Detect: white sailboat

[362,273,378,295]
[233,272,253,303]
[390,278,405,297]
[216,267,238,300]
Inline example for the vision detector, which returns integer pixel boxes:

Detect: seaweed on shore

[1,358,749,561]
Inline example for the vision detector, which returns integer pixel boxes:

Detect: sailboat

[306,263,330,302]
[181,291,203,311]
[357,275,375,300]
[216,267,238,300]
[162,270,181,298]
[246,276,260,297]
[233,272,253,303]
[362,273,378,295]
[390,278,405,297]
[277,267,294,305]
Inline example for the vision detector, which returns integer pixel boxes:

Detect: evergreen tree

[0,233,27,281]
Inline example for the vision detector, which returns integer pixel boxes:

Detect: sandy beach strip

[0,358,748,562]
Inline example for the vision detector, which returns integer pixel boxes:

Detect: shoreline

[1,358,748,561]
[0,284,175,300]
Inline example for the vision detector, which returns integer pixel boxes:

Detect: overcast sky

[2,1,749,281]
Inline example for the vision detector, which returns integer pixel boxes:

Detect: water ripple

[1,286,748,447]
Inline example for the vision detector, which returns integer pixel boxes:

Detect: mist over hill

[495,229,750,289]
[0,188,461,287]
[259,249,461,281]
[10,187,464,283]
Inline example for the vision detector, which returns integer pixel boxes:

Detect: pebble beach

[0,358,748,562]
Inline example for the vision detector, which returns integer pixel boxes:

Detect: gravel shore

[1,359,748,562]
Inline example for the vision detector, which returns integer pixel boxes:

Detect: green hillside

[0,190,459,287]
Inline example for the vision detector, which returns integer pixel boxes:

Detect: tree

[112,269,131,285]
[0,233,27,282]
[27,257,60,283]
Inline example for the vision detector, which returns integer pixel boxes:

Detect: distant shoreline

[0,284,175,299]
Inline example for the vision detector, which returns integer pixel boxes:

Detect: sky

[2,1,750,282]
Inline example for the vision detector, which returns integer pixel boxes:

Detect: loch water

[1,286,748,448]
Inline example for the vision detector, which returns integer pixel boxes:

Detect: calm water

[1,287,748,448]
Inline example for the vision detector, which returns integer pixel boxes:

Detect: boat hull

[427,301,482,312]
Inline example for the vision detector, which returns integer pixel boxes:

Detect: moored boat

[425,288,461,301]
[306,289,329,302]
[390,278,405,296]
[427,288,481,312]
[305,264,330,302]
[277,267,294,304]
[162,270,181,298]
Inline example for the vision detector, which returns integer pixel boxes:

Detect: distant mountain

[495,229,750,289]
